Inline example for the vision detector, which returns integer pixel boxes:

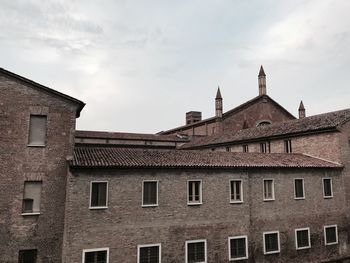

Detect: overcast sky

[1,0,349,133]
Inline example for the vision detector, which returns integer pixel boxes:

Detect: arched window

[257,120,271,127]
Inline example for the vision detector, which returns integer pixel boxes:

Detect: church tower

[258,65,266,96]
[215,87,223,118]
[299,101,306,119]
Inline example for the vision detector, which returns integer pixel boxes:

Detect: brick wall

[0,74,78,263]
[63,167,348,262]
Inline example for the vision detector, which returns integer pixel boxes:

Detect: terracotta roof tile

[182,108,350,148]
[75,130,189,142]
[72,147,341,169]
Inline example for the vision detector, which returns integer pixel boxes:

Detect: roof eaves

[0,67,85,117]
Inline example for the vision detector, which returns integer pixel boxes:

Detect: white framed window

[242,145,249,153]
[137,243,161,263]
[89,181,108,209]
[187,180,202,205]
[28,115,47,146]
[284,139,292,153]
[228,235,248,261]
[22,181,42,215]
[82,248,109,263]
[295,228,311,250]
[185,239,207,263]
[294,178,305,199]
[323,178,333,198]
[324,225,338,245]
[263,179,275,201]
[230,180,243,203]
[260,142,270,153]
[142,180,158,207]
[263,231,280,254]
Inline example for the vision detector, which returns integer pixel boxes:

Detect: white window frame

[295,227,311,250]
[294,178,305,200]
[82,247,109,263]
[89,181,108,209]
[324,225,338,245]
[263,231,280,255]
[228,235,248,261]
[137,243,161,263]
[263,179,275,201]
[229,179,243,204]
[185,239,207,263]
[187,180,203,205]
[142,180,159,207]
[322,178,333,199]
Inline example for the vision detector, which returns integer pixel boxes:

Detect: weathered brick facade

[63,167,348,262]
[0,70,83,263]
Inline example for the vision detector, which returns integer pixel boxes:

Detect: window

[82,248,109,263]
[324,225,338,245]
[242,145,249,153]
[226,147,231,152]
[185,240,206,263]
[228,236,248,261]
[18,249,37,263]
[28,115,47,146]
[263,179,274,201]
[22,181,42,215]
[323,178,333,198]
[263,231,280,254]
[90,181,108,209]
[138,244,161,263]
[295,228,311,250]
[260,142,270,153]
[188,180,202,205]
[257,121,271,127]
[284,140,292,153]
[230,180,243,203]
[142,181,158,207]
[294,179,305,199]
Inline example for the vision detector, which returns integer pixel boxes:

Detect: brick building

[1,66,350,263]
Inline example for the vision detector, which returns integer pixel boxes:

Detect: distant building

[1,66,350,263]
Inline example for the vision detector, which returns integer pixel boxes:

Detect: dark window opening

[18,249,37,263]
[187,242,205,263]
[91,182,107,207]
[143,181,157,206]
[84,250,107,263]
[230,237,247,259]
[139,246,160,263]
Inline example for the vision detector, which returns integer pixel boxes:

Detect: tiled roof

[0,67,85,117]
[182,108,350,149]
[71,147,341,168]
[75,130,189,142]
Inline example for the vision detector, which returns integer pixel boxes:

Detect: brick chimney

[186,111,202,125]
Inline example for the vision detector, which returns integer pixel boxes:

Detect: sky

[1,0,349,133]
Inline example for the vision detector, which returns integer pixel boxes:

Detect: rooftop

[71,147,341,169]
[182,108,350,149]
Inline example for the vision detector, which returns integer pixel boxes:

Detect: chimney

[258,65,266,96]
[298,101,306,119]
[186,111,202,125]
[215,87,223,118]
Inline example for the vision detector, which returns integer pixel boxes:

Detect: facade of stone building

[1,66,350,263]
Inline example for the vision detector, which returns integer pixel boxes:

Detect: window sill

[187,202,202,206]
[264,250,280,255]
[323,196,333,199]
[142,204,158,208]
[263,198,275,202]
[21,212,40,216]
[296,246,310,250]
[89,206,108,210]
[294,197,305,200]
[325,241,338,246]
[230,200,243,204]
[229,256,248,261]
[27,144,46,148]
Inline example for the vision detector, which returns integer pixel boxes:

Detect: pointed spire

[298,100,306,119]
[215,86,223,118]
[258,65,266,77]
[258,65,267,95]
[216,86,222,99]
